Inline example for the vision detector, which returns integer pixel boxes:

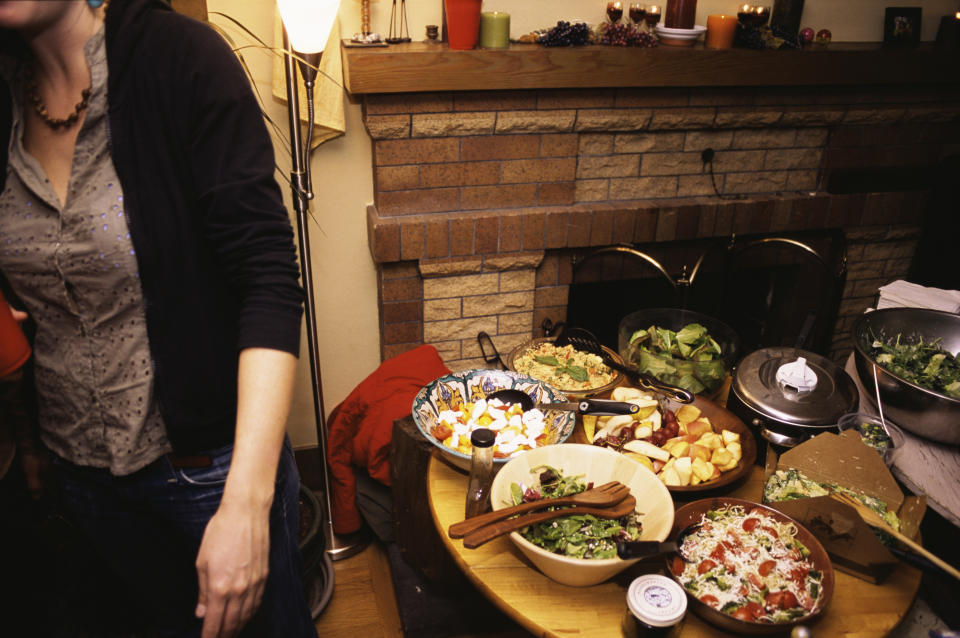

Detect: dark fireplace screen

[558,230,847,358]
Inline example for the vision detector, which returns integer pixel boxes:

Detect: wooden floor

[314,541,531,638]
[313,542,404,638]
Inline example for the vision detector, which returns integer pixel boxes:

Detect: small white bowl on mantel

[655,24,707,46]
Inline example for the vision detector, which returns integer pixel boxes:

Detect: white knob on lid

[776,356,818,392]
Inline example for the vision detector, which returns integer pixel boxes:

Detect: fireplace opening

[562,230,847,359]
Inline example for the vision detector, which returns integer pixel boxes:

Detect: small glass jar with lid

[621,574,686,637]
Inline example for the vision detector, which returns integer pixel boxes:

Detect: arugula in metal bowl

[869,332,960,399]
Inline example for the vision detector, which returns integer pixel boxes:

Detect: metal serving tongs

[554,326,694,404]
[871,363,896,442]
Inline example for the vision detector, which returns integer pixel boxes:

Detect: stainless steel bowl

[852,308,960,445]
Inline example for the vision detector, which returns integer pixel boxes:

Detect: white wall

[209,0,958,448]
[351,0,958,44]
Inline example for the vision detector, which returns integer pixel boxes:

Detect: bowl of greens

[618,309,740,397]
[488,443,674,587]
[852,308,960,445]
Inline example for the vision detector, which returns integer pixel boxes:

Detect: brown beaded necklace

[25,72,92,131]
[23,0,108,131]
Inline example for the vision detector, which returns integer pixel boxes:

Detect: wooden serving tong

[448,481,636,550]
[830,492,960,582]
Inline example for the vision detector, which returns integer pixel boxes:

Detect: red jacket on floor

[326,345,450,534]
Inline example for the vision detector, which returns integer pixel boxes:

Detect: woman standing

[0,1,316,636]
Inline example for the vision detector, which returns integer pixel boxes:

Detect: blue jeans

[53,438,317,638]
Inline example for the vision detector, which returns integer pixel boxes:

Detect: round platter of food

[506,337,625,399]
[579,387,757,493]
[666,497,834,634]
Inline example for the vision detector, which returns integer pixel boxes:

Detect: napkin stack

[876,280,960,313]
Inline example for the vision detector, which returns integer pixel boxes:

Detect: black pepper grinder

[464,428,496,518]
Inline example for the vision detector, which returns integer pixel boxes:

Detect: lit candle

[706,14,737,48]
[479,11,510,48]
[955,10,960,19]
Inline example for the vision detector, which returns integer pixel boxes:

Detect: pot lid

[732,347,858,426]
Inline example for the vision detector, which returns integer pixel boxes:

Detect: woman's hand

[195,494,271,638]
[194,347,296,638]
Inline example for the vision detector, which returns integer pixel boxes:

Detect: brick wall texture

[363,86,960,370]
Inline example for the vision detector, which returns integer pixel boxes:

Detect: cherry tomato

[710,544,726,562]
[700,594,719,607]
[433,424,453,440]
[780,591,799,609]
[744,601,765,619]
[731,607,755,621]
[670,556,685,576]
[747,572,764,590]
[742,517,760,532]
[765,591,784,609]
[758,560,777,576]
[761,525,779,539]
[697,559,717,575]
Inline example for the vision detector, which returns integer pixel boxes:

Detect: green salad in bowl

[619,309,740,396]
[509,466,643,560]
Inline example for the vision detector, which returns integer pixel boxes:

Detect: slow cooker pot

[728,347,859,463]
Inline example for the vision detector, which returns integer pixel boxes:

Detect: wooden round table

[427,455,922,637]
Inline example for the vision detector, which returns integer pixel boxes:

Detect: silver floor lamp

[277,0,368,561]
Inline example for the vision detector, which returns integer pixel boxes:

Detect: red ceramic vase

[445,0,483,49]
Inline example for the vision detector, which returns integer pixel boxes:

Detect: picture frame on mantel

[884,7,922,46]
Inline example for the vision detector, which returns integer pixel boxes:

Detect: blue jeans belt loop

[166,452,214,468]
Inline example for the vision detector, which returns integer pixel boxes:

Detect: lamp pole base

[324,523,371,561]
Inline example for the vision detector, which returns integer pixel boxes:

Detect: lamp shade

[278,0,341,54]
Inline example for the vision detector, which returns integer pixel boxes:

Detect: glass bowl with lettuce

[618,309,740,397]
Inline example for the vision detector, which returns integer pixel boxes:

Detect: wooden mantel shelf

[342,41,960,94]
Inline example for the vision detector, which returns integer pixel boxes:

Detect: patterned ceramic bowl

[412,369,577,471]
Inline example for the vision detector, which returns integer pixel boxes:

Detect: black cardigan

[0,0,304,453]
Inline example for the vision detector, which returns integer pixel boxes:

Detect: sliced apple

[726,441,742,462]
[623,439,671,462]
[689,443,711,463]
[669,441,690,459]
[661,467,683,486]
[612,386,646,402]
[675,404,701,425]
[711,447,734,467]
[633,424,653,439]
[691,456,713,481]
[686,419,713,438]
[625,452,654,472]
[697,432,720,450]
[674,456,693,485]
[721,429,741,445]
[582,414,598,443]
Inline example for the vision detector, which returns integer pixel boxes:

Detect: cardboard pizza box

[763,431,926,583]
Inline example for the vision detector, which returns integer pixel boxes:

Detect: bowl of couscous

[506,338,626,399]
[412,369,577,471]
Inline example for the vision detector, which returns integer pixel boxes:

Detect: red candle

[665,0,697,29]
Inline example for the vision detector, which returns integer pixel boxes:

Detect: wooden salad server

[448,481,631,538]
[461,495,638,549]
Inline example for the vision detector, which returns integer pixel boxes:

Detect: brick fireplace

[360,81,960,370]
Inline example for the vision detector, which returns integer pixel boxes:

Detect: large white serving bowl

[489,443,675,587]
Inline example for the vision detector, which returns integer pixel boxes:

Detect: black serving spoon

[616,522,701,560]
[487,389,640,416]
